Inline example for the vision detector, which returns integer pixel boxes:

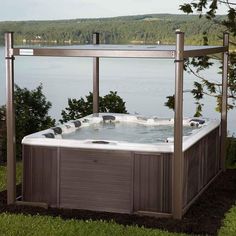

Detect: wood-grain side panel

[22,145,58,206]
[60,148,133,213]
[134,153,172,213]
[183,127,220,207]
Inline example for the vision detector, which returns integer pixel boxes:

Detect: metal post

[5,32,16,204]
[93,33,99,113]
[173,31,184,219]
[221,32,229,171]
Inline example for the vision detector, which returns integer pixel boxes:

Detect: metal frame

[93,33,100,113]
[12,45,227,59]
[173,31,184,219]
[5,32,16,205]
[221,32,229,171]
[4,31,229,219]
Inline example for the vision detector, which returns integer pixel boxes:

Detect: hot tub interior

[29,114,209,144]
[62,120,200,143]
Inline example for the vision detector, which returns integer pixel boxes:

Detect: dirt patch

[1,169,236,236]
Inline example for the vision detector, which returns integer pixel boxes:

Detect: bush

[226,137,236,168]
[60,91,127,123]
[0,84,55,162]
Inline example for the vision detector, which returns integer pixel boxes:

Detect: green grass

[0,162,22,191]
[218,204,236,236]
[0,213,186,236]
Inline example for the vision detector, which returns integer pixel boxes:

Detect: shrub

[226,137,236,168]
[0,84,55,162]
[60,91,127,123]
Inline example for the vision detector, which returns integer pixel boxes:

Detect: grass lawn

[0,213,187,236]
[218,204,236,236]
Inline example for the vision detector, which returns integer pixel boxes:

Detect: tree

[0,84,55,162]
[60,91,128,123]
[168,0,236,116]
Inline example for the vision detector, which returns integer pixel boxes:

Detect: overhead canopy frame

[12,44,226,58]
[5,31,229,219]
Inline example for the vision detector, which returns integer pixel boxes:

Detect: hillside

[0,14,226,46]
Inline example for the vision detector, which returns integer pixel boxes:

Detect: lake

[0,46,235,134]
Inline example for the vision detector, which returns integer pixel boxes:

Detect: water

[62,122,197,143]
[0,46,235,134]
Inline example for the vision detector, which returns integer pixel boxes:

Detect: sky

[0,0,227,22]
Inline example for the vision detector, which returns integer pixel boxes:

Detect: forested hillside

[0,14,226,45]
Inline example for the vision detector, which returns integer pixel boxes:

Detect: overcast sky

[0,0,227,21]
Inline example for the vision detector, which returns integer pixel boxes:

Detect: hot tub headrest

[92,140,110,144]
[102,115,116,122]
[43,133,55,138]
[72,120,82,128]
[190,118,205,126]
[52,127,63,134]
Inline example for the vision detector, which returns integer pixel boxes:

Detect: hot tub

[22,113,220,217]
